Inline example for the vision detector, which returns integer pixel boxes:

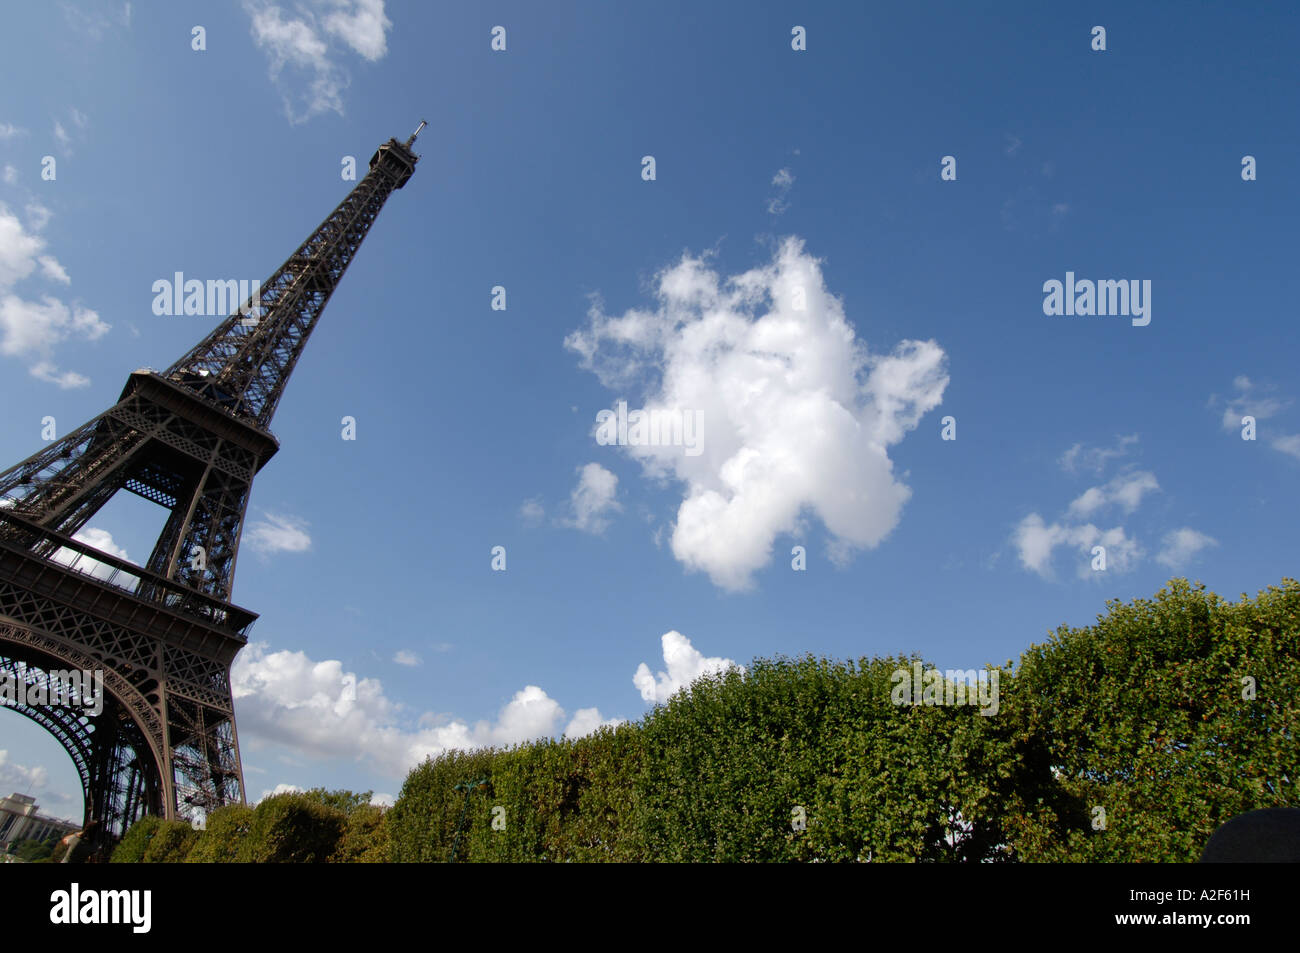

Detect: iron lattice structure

[0,126,422,847]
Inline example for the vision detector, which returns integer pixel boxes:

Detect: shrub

[238,793,345,863]
[111,816,161,863]
[185,804,254,863]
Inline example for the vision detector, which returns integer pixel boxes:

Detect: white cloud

[392,649,421,667]
[0,204,46,287]
[60,4,130,40]
[519,497,545,526]
[1066,470,1159,518]
[1013,514,1141,579]
[1272,434,1300,461]
[245,513,311,554]
[1004,134,1022,156]
[370,792,394,807]
[25,203,51,232]
[767,167,795,215]
[232,643,615,779]
[1059,434,1138,474]
[52,121,70,152]
[564,707,624,738]
[322,0,390,59]
[1,166,15,185]
[633,630,742,705]
[29,361,90,389]
[1217,376,1289,431]
[256,782,304,803]
[566,462,620,534]
[1155,527,1217,569]
[0,203,106,387]
[0,123,24,140]
[51,527,130,580]
[244,0,392,124]
[38,256,69,284]
[0,748,49,793]
[567,237,947,591]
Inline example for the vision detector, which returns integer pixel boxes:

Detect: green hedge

[111,577,1298,863]
[109,817,196,863]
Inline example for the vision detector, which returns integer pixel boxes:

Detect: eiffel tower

[0,124,423,850]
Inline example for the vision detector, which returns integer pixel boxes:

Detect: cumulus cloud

[50,527,130,581]
[1013,513,1142,579]
[565,462,620,534]
[244,0,392,124]
[564,707,624,738]
[1155,528,1217,569]
[1066,470,1159,518]
[633,630,742,705]
[232,643,615,779]
[0,203,107,387]
[567,237,947,591]
[245,513,312,554]
[256,783,304,803]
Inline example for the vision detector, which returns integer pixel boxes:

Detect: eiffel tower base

[0,515,249,851]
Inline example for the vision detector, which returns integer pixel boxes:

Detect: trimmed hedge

[386,578,1297,863]
[111,577,1298,863]
[109,817,196,863]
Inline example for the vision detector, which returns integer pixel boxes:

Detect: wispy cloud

[766,166,795,215]
[1155,528,1217,569]
[245,513,312,554]
[243,0,392,124]
[1059,434,1138,475]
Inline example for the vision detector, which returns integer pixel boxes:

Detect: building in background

[0,793,79,854]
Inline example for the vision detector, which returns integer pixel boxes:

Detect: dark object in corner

[1200,808,1300,862]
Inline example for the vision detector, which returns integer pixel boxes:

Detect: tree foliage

[107,577,1297,863]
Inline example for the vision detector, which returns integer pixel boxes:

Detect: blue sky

[0,1,1296,822]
